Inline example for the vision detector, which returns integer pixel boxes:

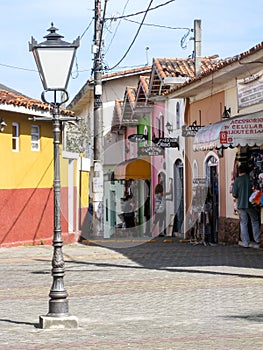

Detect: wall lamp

[0,119,7,132]
[165,121,174,134]
[222,106,231,119]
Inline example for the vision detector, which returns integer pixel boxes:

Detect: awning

[193,110,263,151]
[114,157,151,180]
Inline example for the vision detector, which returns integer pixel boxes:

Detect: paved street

[0,238,262,350]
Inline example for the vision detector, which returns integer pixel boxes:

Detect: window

[143,125,148,146]
[158,113,165,138]
[12,123,19,152]
[176,102,180,129]
[31,125,40,151]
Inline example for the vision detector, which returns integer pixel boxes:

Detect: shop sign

[221,116,263,144]
[182,124,203,137]
[138,146,164,156]
[219,131,228,144]
[237,70,263,109]
[152,137,179,148]
[128,134,148,142]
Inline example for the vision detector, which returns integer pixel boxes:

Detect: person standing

[153,184,166,237]
[123,194,135,229]
[232,164,261,248]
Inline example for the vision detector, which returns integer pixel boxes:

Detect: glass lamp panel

[37,47,75,90]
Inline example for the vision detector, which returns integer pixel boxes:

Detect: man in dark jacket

[232,164,261,248]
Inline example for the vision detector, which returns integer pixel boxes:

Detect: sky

[0,0,262,104]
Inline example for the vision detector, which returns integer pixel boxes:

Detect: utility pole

[92,0,104,237]
[194,19,201,76]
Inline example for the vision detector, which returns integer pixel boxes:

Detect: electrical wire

[107,0,154,71]
[0,1,178,79]
[123,18,190,31]
[104,0,130,57]
[0,62,37,72]
[80,18,93,39]
[105,0,176,21]
[71,18,94,80]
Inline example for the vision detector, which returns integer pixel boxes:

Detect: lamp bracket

[41,89,69,107]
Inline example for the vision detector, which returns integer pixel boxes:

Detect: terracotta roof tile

[150,56,221,96]
[135,75,153,108]
[137,75,150,96]
[126,86,136,106]
[165,42,263,95]
[111,99,124,132]
[0,89,74,116]
[101,66,151,81]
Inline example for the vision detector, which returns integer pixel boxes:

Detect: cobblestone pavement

[0,238,263,349]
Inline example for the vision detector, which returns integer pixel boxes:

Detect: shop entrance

[173,159,184,234]
[235,147,262,241]
[206,156,219,243]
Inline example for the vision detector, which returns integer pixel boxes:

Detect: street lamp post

[29,24,79,329]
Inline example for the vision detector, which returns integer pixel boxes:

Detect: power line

[104,0,130,56]
[105,0,176,21]
[0,1,178,78]
[124,18,190,31]
[108,0,154,71]
[80,18,93,39]
[0,62,36,72]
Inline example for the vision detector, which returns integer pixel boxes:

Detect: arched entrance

[173,159,184,235]
[205,155,219,243]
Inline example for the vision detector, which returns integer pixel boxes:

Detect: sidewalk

[0,239,263,349]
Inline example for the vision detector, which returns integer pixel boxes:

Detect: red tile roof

[136,75,150,103]
[100,66,151,82]
[164,42,263,95]
[111,99,124,132]
[153,56,220,79]
[0,89,74,116]
[149,56,221,96]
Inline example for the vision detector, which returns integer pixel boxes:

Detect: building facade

[0,86,79,247]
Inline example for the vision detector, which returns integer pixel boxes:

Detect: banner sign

[182,124,203,137]
[220,115,263,146]
[138,146,164,156]
[128,134,148,142]
[219,131,228,144]
[237,70,263,109]
[152,137,179,148]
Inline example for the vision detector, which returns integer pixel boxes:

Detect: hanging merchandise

[249,150,263,189]
[249,189,263,205]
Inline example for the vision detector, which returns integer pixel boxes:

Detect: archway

[205,155,219,243]
[173,159,184,235]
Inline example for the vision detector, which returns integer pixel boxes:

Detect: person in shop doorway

[232,164,261,248]
[123,194,135,229]
[144,180,151,237]
[203,187,213,244]
[153,183,166,237]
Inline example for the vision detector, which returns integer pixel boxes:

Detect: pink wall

[151,103,166,236]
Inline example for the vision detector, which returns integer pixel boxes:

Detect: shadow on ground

[70,237,263,272]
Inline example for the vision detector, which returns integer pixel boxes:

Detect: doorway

[206,156,219,243]
[173,159,184,234]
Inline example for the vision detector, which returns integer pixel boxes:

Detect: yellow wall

[0,111,53,189]
[80,171,89,208]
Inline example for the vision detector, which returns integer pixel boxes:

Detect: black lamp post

[29,24,79,329]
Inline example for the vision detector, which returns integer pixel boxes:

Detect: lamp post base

[39,315,78,329]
